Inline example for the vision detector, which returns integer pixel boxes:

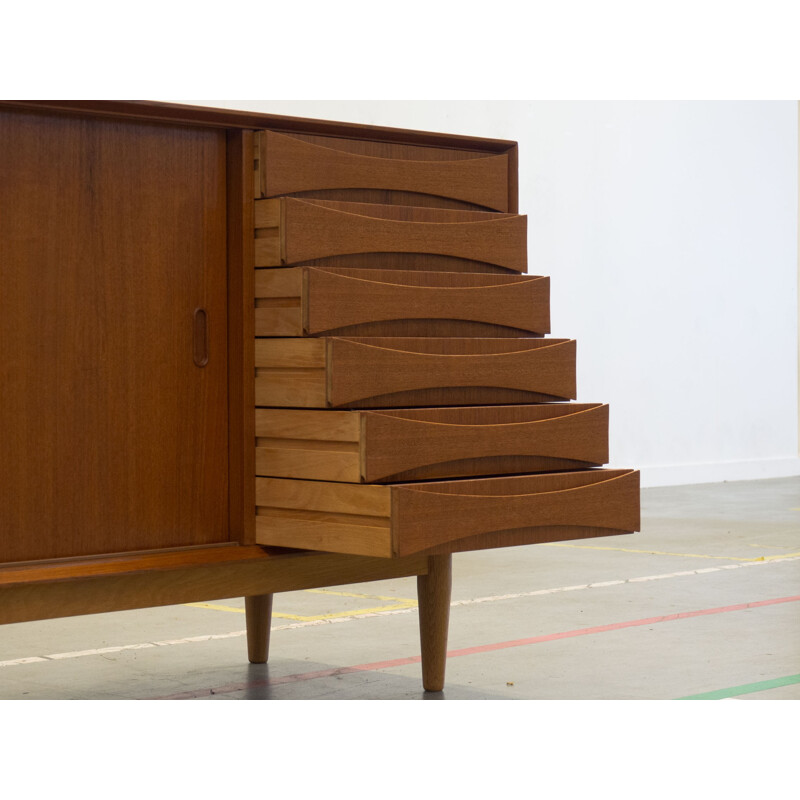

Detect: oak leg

[416,554,452,692]
[245,594,273,664]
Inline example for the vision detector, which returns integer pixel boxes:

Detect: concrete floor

[1,476,798,700]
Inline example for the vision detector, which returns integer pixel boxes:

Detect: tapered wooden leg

[416,554,452,692]
[245,594,273,664]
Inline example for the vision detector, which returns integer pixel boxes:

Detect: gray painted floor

[1,476,798,700]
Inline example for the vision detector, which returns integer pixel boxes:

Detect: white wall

[192,100,800,487]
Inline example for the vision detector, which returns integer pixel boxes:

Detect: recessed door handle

[193,308,208,367]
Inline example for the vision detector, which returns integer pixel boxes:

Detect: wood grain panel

[3,102,516,156]
[254,305,303,337]
[255,408,359,441]
[328,337,576,408]
[361,403,608,482]
[252,338,576,408]
[226,129,256,544]
[259,130,509,211]
[255,441,360,482]
[255,338,326,367]
[253,340,327,406]
[255,406,361,482]
[305,268,547,336]
[255,477,391,517]
[251,405,607,483]
[252,337,576,408]
[418,524,634,556]
[254,198,527,272]
[254,368,327,407]
[254,470,639,558]
[0,109,229,563]
[255,515,392,558]
[255,475,393,557]
[254,267,549,337]
[0,545,429,624]
[392,470,640,557]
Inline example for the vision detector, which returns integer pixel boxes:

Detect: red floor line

[151,594,800,700]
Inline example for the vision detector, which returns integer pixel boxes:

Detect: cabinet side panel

[0,110,229,561]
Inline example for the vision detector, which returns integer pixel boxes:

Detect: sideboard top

[0,100,517,154]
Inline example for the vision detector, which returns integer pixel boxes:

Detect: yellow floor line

[185,602,245,613]
[184,598,419,621]
[274,600,418,622]
[305,588,417,603]
[540,543,800,562]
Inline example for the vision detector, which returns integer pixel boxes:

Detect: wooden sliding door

[0,109,229,561]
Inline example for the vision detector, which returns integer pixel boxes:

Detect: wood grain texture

[254,198,527,272]
[255,408,358,440]
[227,129,256,544]
[506,145,519,214]
[308,270,546,333]
[254,409,361,481]
[259,130,509,211]
[255,338,326,367]
[0,545,429,624]
[417,524,636,556]
[256,477,391,517]
[253,470,640,558]
[255,408,361,483]
[245,594,273,663]
[255,515,393,558]
[254,337,327,405]
[254,369,327,407]
[0,544,273,587]
[254,267,549,337]
[255,477,392,556]
[252,405,608,483]
[2,102,517,157]
[0,109,229,562]
[255,442,360,482]
[254,266,303,336]
[360,403,608,482]
[252,337,576,408]
[417,554,452,692]
[327,337,576,408]
[392,469,641,557]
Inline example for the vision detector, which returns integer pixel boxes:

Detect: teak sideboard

[0,101,640,694]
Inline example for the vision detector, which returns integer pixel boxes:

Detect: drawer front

[254,267,550,337]
[327,337,576,408]
[392,469,640,557]
[254,337,577,408]
[361,403,608,482]
[254,198,527,273]
[254,470,640,558]
[254,404,608,483]
[256,130,511,211]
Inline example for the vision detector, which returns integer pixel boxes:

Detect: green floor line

[678,673,800,699]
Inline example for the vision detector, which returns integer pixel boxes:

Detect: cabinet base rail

[0,546,450,694]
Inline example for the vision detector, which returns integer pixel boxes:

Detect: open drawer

[255,267,550,337]
[255,403,608,483]
[255,129,512,212]
[254,197,527,273]
[255,469,640,558]
[254,336,576,408]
